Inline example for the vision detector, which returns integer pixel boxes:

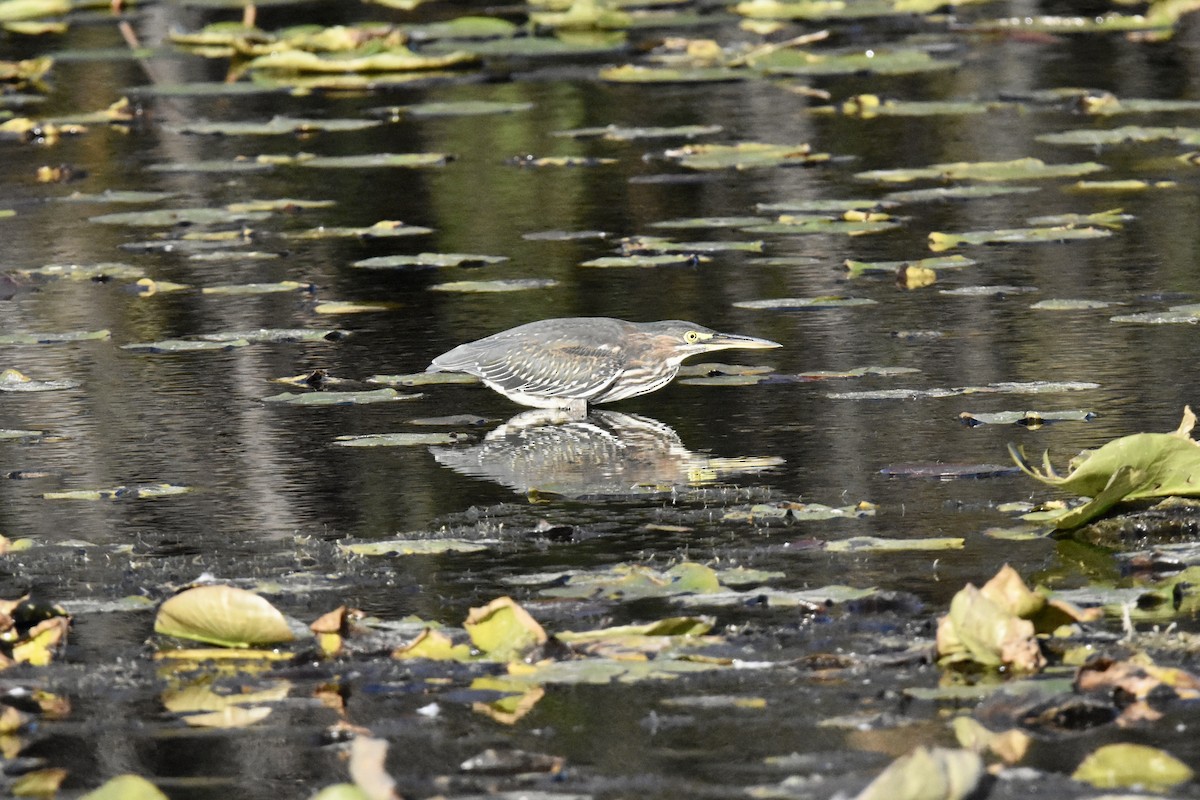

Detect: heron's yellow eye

[684,330,701,344]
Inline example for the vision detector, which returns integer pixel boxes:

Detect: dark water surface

[6,1,1200,797]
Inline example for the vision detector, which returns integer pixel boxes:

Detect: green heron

[427,317,781,414]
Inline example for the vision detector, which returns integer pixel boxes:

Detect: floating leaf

[245,47,479,74]
[201,281,313,295]
[722,500,875,522]
[155,585,295,648]
[558,124,723,141]
[58,190,180,204]
[825,536,964,552]
[464,597,547,661]
[1030,299,1114,310]
[1072,744,1193,790]
[844,255,975,277]
[333,432,470,446]
[853,747,984,800]
[169,116,381,135]
[293,152,453,168]
[90,207,272,226]
[340,539,491,556]
[664,141,829,170]
[198,328,348,343]
[122,338,252,353]
[367,372,479,387]
[80,775,170,800]
[430,278,558,292]
[285,220,433,239]
[733,296,876,310]
[959,409,1096,427]
[821,94,998,118]
[650,216,768,229]
[754,47,958,76]
[387,100,534,117]
[1026,209,1132,228]
[580,254,710,268]
[831,380,1099,400]
[857,157,1106,184]
[262,388,419,406]
[928,226,1111,251]
[313,300,399,314]
[884,185,1041,203]
[353,252,508,269]
[1010,406,1200,528]
[0,329,109,344]
[43,483,191,500]
[0,368,79,392]
[598,64,746,83]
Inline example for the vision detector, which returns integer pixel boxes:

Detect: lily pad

[198,329,348,343]
[959,410,1097,427]
[293,153,453,168]
[353,252,508,269]
[928,226,1111,251]
[385,100,533,118]
[333,432,470,446]
[663,141,829,170]
[429,279,559,292]
[339,538,492,556]
[43,483,192,500]
[313,301,399,314]
[90,208,272,226]
[261,388,418,405]
[0,368,79,392]
[169,116,381,135]
[154,585,295,648]
[556,123,724,140]
[857,157,1106,184]
[0,329,110,344]
[844,255,975,277]
[854,747,984,800]
[598,64,746,83]
[122,339,252,353]
[825,536,964,552]
[580,254,711,268]
[1030,299,1114,310]
[80,775,170,800]
[883,185,1041,203]
[1072,744,1193,790]
[202,281,314,295]
[245,47,479,74]
[285,221,433,239]
[753,47,959,76]
[733,296,876,310]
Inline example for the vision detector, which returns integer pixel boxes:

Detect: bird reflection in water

[430,409,782,498]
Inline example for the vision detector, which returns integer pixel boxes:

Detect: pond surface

[6,0,1200,797]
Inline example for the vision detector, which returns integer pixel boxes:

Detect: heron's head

[644,321,782,363]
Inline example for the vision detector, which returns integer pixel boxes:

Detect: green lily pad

[857,157,1106,183]
[57,190,180,204]
[598,64,746,83]
[756,198,894,213]
[1025,209,1132,228]
[285,221,433,239]
[0,368,79,391]
[649,216,767,229]
[169,116,381,135]
[928,226,1111,251]
[1030,299,1114,310]
[90,208,272,226]
[818,95,999,117]
[198,328,348,343]
[556,124,724,140]
[155,585,295,648]
[620,236,764,254]
[245,47,479,73]
[830,380,1100,400]
[733,296,877,310]
[580,254,712,268]
[796,366,921,379]
[939,285,1038,296]
[722,501,875,522]
[539,562,723,601]
[80,775,170,800]
[508,154,617,167]
[353,252,508,269]
[429,279,559,292]
[1073,744,1193,790]
[1037,124,1200,147]
[122,339,252,353]
[0,428,44,439]
[403,16,521,39]
[261,388,418,405]
[854,747,984,800]
[339,538,492,556]
[313,301,399,314]
[1071,179,1176,192]
[201,281,314,295]
[333,432,471,446]
[959,409,1097,426]
[293,152,453,168]
[0,0,70,23]
[385,100,533,118]
[744,216,901,235]
[883,185,1042,202]
[673,585,876,608]
[44,483,192,500]
[663,141,829,170]
[0,329,110,344]
[367,372,479,387]
[753,47,959,76]
[1010,407,1200,528]
[825,536,964,552]
[225,198,335,213]
[844,255,975,277]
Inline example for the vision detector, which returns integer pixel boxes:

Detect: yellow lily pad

[154,585,296,648]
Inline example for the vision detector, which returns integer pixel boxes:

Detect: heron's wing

[431,337,625,401]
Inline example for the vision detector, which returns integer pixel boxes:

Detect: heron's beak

[706,332,782,350]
